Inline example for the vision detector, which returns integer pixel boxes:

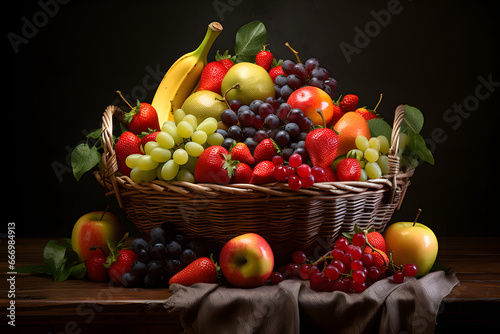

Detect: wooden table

[1,237,499,333]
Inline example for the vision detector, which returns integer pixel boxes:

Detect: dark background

[5,0,500,239]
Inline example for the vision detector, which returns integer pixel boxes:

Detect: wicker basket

[95,104,413,264]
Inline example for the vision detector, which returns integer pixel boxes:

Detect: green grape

[191,130,208,145]
[355,135,370,151]
[207,132,224,146]
[156,163,165,180]
[144,141,159,155]
[196,117,217,135]
[359,160,366,169]
[182,114,198,129]
[346,149,363,161]
[173,109,186,124]
[137,154,159,171]
[377,135,390,155]
[150,147,172,163]
[125,154,142,169]
[161,159,179,180]
[377,155,389,175]
[364,148,379,162]
[183,155,198,174]
[156,131,175,149]
[399,132,409,149]
[162,122,184,145]
[130,166,144,183]
[359,169,368,181]
[176,169,195,183]
[173,148,189,165]
[177,121,194,139]
[184,142,205,157]
[142,168,157,182]
[161,121,176,132]
[368,137,381,152]
[365,161,382,179]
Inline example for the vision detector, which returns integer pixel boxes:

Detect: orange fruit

[333,111,371,157]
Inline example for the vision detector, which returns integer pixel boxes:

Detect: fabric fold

[165,269,459,334]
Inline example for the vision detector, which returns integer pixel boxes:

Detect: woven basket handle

[100,105,124,208]
[386,104,405,202]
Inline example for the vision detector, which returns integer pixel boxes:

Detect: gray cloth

[165,269,459,334]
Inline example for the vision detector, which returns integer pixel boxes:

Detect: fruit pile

[269,229,418,292]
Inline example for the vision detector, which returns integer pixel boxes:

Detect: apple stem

[413,208,422,226]
[100,204,110,221]
[116,90,133,110]
[374,93,383,111]
[285,42,302,64]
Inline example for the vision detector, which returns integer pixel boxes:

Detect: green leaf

[71,143,102,181]
[234,20,267,63]
[368,118,393,141]
[401,131,435,166]
[401,105,424,134]
[15,264,52,276]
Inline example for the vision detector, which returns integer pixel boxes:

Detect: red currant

[296,164,311,177]
[334,236,349,251]
[346,244,362,260]
[288,175,302,190]
[352,270,366,284]
[291,250,307,265]
[324,265,340,280]
[352,232,366,247]
[393,270,405,284]
[274,165,288,182]
[300,174,315,188]
[288,153,302,168]
[403,263,418,277]
[271,155,284,165]
[311,166,325,181]
[269,271,283,284]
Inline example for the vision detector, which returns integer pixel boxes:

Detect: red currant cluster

[273,153,325,190]
[269,231,418,293]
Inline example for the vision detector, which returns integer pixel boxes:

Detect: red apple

[219,233,274,288]
[287,86,334,126]
[383,210,438,277]
[71,210,124,262]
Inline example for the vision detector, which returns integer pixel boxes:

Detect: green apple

[71,210,124,262]
[383,209,438,277]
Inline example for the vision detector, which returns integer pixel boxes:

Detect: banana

[152,22,223,127]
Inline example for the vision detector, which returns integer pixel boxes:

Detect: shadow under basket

[95,104,414,265]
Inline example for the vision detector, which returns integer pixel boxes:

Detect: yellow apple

[383,209,438,277]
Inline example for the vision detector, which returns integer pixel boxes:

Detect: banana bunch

[152,22,223,127]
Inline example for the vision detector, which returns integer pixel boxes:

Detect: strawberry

[336,158,361,181]
[339,94,359,113]
[230,142,255,166]
[124,101,160,135]
[85,247,109,282]
[218,58,234,72]
[197,61,227,95]
[364,246,389,271]
[355,107,378,122]
[269,65,286,83]
[194,145,237,184]
[106,249,138,284]
[231,162,253,183]
[367,231,386,253]
[253,138,279,163]
[304,126,339,169]
[140,130,160,151]
[255,47,274,71]
[168,257,218,286]
[327,104,345,127]
[115,131,143,176]
[250,160,276,184]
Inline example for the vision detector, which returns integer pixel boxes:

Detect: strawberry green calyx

[123,101,142,124]
[222,153,239,179]
[103,232,129,268]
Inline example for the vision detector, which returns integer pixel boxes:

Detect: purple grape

[254,129,269,142]
[249,99,263,113]
[221,109,238,126]
[305,58,320,71]
[287,108,304,123]
[287,74,303,89]
[285,122,300,138]
[282,60,296,75]
[259,102,274,118]
[229,99,242,112]
[275,74,288,86]
[227,125,242,140]
[275,130,290,146]
[238,109,255,127]
[264,114,280,129]
[293,63,308,79]
[276,103,292,121]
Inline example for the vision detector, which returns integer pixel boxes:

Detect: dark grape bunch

[275,57,338,101]
[220,97,314,162]
[122,223,215,288]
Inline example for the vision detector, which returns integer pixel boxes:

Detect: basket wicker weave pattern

[95,104,413,264]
